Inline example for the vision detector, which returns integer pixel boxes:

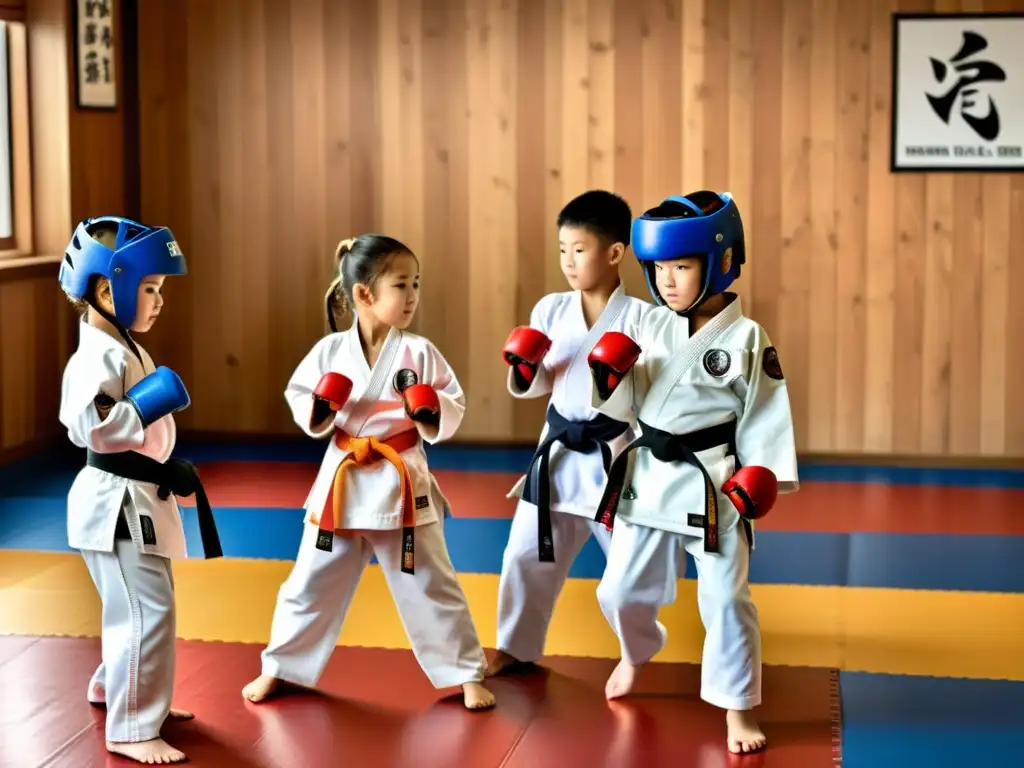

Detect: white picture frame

[74,0,117,110]
[891,12,1024,171]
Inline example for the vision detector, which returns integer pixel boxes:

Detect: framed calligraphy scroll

[891,12,1024,171]
[74,0,117,109]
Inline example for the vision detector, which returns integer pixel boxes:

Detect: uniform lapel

[345,320,404,437]
[567,282,629,383]
[645,295,744,415]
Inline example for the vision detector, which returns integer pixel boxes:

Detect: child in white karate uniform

[489,191,652,675]
[587,191,799,754]
[243,234,495,710]
[59,216,222,765]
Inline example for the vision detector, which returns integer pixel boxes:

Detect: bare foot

[462,681,496,710]
[726,709,767,754]
[605,659,639,700]
[242,674,283,703]
[106,738,187,764]
[485,650,521,677]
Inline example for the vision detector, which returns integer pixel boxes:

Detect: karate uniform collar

[572,279,628,315]
[77,319,135,356]
[344,313,403,377]
[681,292,743,340]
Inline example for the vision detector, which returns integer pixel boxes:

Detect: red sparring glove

[402,383,441,425]
[502,326,552,389]
[313,372,353,410]
[310,372,353,430]
[588,332,641,400]
[722,466,778,520]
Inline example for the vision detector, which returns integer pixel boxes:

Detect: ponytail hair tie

[325,276,346,333]
[335,237,356,262]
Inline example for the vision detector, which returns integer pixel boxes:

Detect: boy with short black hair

[487,190,653,676]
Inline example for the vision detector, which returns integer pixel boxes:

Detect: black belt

[88,450,223,559]
[594,418,737,553]
[522,406,630,562]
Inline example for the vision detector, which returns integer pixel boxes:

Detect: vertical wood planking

[726,0,754,311]
[0,282,31,446]
[751,0,782,336]
[1007,177,1024,455]
[975,0,1012,455]
[863,0,897,452]
[441,0,471,387]
[562,0,589,199]
[377,0,402,241]
[779,0,812,447]
[0,277,71,456]
[612,0,645,294]
[347,0,380,236]
[291,0,328,350]
[542,0,564,295]
[513,0,551,436]
[464,0,489,437]
[832,1,870,451]
[947,0,986,454]
[216,0,245,431]
[890,0,931,453]
[918,0,958,453]
[644,0,681,205]
[242,0,272,431]
[421,0,452,345]
[806,0,838,451]
[263,0,297,432]
[587,0,614,193]
[680,0,705,191]
[400,0,425,274]
[488,0,518,438]
[123,0,1024,458]
[184,0,220,430]
[702,1,730,192]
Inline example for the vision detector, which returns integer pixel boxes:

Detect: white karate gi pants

[597,517,761,711]
[81,539,176,743]
[261,519,487,689]
[495,499,611,662]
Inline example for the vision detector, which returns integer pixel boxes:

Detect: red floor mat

[0,636,838,767]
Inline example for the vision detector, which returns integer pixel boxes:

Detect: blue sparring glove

[124,366,191,427]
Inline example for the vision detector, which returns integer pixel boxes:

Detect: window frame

[0,15,33,261]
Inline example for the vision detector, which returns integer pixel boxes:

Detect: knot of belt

[524,406,630,563]
[86,449,223,559]
[594,418,737,554]
[561,421,593,451]
[316,428,421,574]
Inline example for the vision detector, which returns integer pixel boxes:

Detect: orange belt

[314,427,421,574]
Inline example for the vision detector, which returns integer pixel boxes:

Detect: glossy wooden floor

[0,636,836,768]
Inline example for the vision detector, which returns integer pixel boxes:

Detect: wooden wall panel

[0,273,71,460]
[136,0,1024,458]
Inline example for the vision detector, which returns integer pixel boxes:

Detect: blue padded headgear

[631,191,745,314]
[58,216,187,327]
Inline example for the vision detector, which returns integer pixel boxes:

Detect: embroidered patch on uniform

[415,495,429,510]
[393,368,419,394]
[139,515,157,546]
[703,349,732,377]
[762,347,784,380]
[687,513,704,528]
